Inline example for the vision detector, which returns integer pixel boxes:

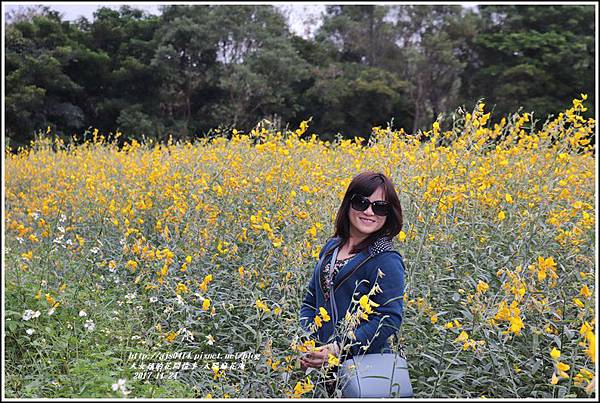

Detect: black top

[320,255,353,301]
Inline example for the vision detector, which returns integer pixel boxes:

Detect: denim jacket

[299,236,406,358]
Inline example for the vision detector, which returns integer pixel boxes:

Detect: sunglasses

[350,194,390,216]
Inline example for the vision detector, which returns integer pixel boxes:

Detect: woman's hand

[299,344,338,370]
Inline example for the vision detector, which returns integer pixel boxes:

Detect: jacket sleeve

[299,264,318,333]
[299,238,335,333]
[348,252,406,356]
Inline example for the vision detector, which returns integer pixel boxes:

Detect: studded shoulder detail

[368,236,395,257]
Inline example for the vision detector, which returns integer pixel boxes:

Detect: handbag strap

[328,246,340,325]
[328,246,405,360]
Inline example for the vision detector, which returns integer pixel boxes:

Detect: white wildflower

[206,334,215,346]
[48,308,56,316]
[149,297,158,303]
[22,310,41,321]
[26,328,35,335]
[84,319,95,332]
[181,328,194,342]
[111,378,130,397]
[90,247,100,254]
[125,292,136,303]
[79,310,87,317]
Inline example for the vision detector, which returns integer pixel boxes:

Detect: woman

[298,171,406,395]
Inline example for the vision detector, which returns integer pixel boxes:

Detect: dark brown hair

[333,171,403,254]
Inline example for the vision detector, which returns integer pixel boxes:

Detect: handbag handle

[327,246,403,356]
[328,246,340,325]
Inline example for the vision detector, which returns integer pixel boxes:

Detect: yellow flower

[537,267,547,282]
[573,298,585,309]
[175,283,189,295]
[199,274,213,292]
[430,314,438,324]
[293,377,314,396]
[498,211,506,221]
[165,331,178,343]
[328,353,340,367]
[314,315,323,328]
[580,285,592,299]
[126,260,138,272]
[455,330,469,343]
[556,362,570,372]
[319,307,331,322]
[297,339,316,353]
[202,298,211,311]
[580,322,593,337]
[584,331,596,363]
[509,315,524,335]
[538,256,557,271]
[45,293,59,308]
[358,295,379,314]
[550,347,561,360]
[550,372,559,385]
[476,280,489,293]
[255,299,270,313]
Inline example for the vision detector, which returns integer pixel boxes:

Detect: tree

[309,5,412,137]
[211,5,312,129]
[151,5,220,137]
[391,5,468,132]
[5,11,85,146]
[85,6,163,138]
[317,5,397,67]
[464,5,595,123]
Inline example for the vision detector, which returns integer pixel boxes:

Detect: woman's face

[348,186,387,240]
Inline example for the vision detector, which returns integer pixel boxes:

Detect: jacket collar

[324,235,395,258]
[319,236,395,290]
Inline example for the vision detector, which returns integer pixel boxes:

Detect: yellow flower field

[4,97,596,398]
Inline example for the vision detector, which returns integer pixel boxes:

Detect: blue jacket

[299,236,406,358]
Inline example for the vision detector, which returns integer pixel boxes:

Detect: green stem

[430,330,448,397]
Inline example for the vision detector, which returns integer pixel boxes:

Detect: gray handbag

[328,246,414,398]
[338,352,413,398]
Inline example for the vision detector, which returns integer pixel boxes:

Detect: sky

[3,2,481,38]
[3,2,329,38]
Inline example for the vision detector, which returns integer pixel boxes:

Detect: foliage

[4,97,596,398]
[4,5,596,146]
[462,5,595,125]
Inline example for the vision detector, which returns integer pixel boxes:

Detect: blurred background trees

[4,4,595,147]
